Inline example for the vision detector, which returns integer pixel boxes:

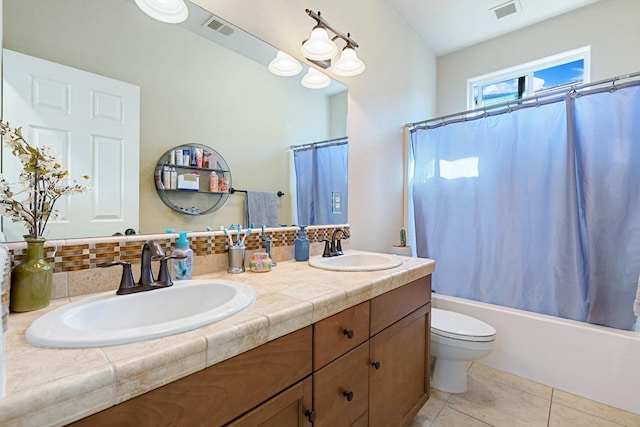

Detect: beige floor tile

[446,370,551,427]
[413,392,448,426]
[549,402,624,427]
[552,390,640,427]
[433,406,492,427]
[430,386,452,402]
[470,363,553,400]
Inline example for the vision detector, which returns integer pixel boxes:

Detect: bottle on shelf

[169,167,177,190]
[162,166,170,189]
[218,175,230,192]
[209,171,218,192]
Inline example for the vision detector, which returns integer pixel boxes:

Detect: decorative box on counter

[178,172,199,190]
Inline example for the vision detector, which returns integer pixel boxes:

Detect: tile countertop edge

[0,256,436,425]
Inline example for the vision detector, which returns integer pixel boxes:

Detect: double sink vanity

[1,250,435,426]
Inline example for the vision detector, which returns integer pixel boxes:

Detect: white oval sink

[308,251,403,272]
[26,279,255,348]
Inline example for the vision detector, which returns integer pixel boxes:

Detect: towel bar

[230,188,285,197]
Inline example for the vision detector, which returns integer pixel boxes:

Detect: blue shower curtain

[293,141,348,225]
[411,83,640,329]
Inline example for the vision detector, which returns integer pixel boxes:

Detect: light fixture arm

[305,9,359,49]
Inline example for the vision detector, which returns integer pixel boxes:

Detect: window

[468,47,590,109]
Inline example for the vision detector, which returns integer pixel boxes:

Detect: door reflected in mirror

[1,0,347,242]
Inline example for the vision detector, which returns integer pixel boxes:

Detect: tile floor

[412,362,640,427]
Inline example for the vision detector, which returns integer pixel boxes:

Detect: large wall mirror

[1,0,348,242]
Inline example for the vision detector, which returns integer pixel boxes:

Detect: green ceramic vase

[10,238,53,312]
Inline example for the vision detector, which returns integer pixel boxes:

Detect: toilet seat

[432,308,496,342]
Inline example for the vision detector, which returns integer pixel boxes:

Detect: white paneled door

[2,49,140,240]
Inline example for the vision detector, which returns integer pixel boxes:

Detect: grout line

[547,388,555,426]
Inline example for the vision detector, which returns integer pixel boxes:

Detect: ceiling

[385,0,602,56]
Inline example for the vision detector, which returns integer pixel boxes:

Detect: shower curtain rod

[406,71,640,130]
[290,136,348,150]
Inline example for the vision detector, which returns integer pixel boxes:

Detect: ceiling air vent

[490,1,521,20]
[206,17,235,36]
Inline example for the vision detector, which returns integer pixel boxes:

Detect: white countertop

[0,253,435,426]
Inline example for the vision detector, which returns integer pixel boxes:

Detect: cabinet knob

[343,390,354,402]
[343,329,354,339]
[305,409,317,423]
[371,361,381,370]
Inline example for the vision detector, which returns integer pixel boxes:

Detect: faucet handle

[156,254,187,287]
[322,239,332,257]
[98,261,137,295]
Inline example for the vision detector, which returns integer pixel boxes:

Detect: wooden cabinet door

[314,342,370,427]
[369,305,430,427]
[227,377,312,427]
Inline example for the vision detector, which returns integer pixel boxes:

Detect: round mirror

[154,143,231,215]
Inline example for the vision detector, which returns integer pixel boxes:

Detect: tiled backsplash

[2,225,350,300]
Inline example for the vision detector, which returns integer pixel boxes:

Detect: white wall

[193,0,438,252]
[437,0,640,116]
[3,0,342,235]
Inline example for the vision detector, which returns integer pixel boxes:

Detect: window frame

[467,46,591,110]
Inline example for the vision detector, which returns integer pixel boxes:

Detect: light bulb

[135,0,189,24]
[301,27,339,61]
[301,67,331,89]
[268,51,302,77]
[332,46,366,77]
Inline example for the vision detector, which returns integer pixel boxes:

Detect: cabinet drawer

[313,342,370,427]
[314,301,369,370]
[370,276,431,336]
[70,326,312,427]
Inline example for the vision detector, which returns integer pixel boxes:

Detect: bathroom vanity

[1,255,435,426]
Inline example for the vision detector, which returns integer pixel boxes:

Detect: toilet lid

[432,308,496,342]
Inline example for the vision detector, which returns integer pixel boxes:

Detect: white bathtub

[432,293,640,415]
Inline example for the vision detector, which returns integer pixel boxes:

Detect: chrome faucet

[323,228,351,257]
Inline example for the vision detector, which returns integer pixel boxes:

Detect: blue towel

[245,191,278,228]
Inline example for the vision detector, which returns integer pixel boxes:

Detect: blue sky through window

[534,59,584,92]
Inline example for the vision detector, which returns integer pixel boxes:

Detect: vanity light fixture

[134,0,189,24]
[301,10,366,76]
[301,67,331,89]
[268,51,303,77]
[301,23,339,61]
[332,40,366,77]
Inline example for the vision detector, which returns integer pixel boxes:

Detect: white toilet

[430,308,496,393]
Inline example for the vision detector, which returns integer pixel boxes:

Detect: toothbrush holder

[227,245,246,274]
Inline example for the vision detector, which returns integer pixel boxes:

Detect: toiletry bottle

[162,166,170,189]
[191,146,197,166]
[294,225,310,261]
[209,171,218,192]
[171,231,193,280]
[170,167,177,190]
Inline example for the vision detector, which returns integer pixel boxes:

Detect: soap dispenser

[294,225,310,261]
[171,231,193,279]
